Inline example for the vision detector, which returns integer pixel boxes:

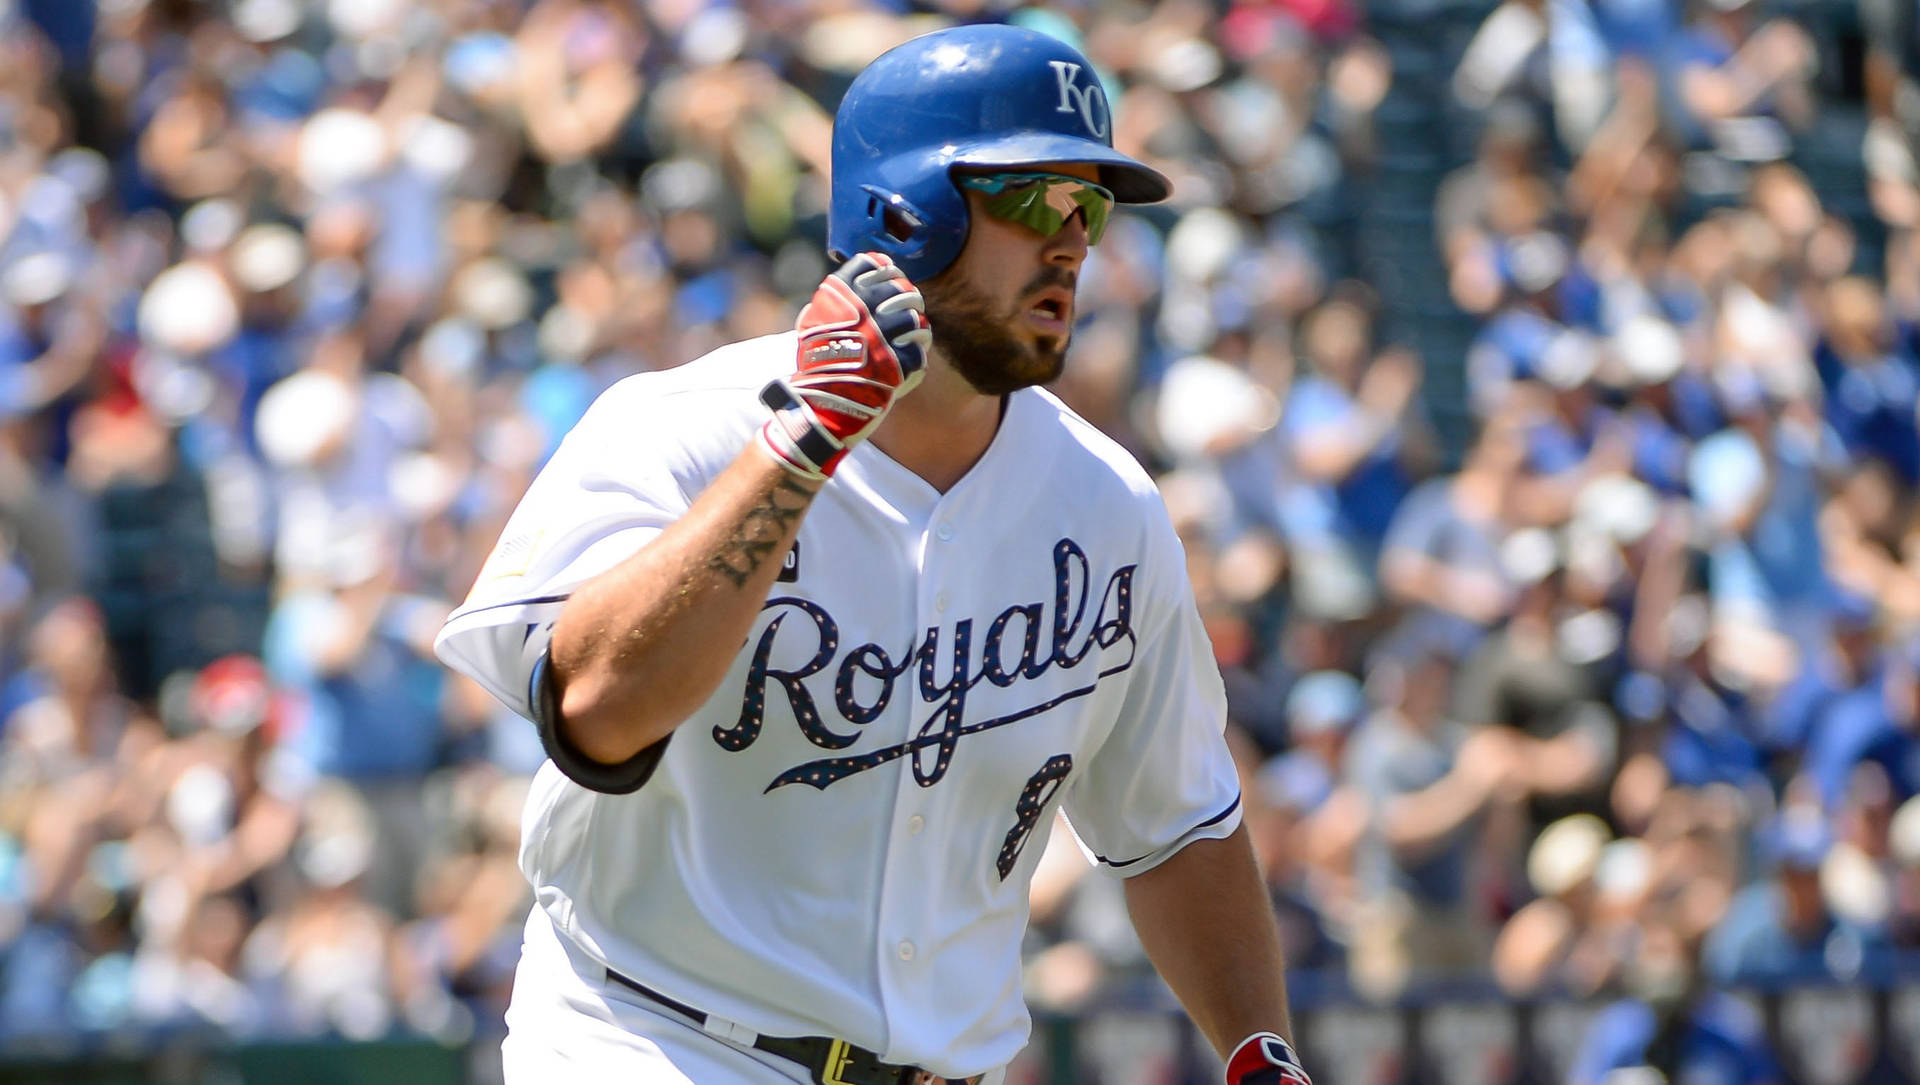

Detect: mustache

[1022,268,1077,297]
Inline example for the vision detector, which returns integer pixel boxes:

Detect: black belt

[604,967,977,1085]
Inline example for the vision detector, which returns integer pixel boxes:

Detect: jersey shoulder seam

[1026,388,1159,496]
[598,332,794,405]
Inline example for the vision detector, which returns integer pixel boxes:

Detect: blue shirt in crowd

[1282,374,1413,545]
[1570,993,1784,1085]
[264,593,444,780]
[1819,347,1920,484]
[1806,681,1920,812]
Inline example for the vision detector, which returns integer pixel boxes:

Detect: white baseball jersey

[435,332,1241,1079]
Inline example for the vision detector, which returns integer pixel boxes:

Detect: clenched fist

[758,253,931,480]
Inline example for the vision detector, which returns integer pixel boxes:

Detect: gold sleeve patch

[478,529,543,583]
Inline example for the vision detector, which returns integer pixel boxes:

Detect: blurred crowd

[1024,0,1920,1073]
[0,0,1918,1078]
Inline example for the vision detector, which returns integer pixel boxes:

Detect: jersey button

[934,591,950,612]
[907,815,925,835]
[935,523,953,541]
[897,941,915,962]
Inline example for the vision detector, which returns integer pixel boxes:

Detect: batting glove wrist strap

[1226,1032,1312,1085]
[756,252,930,480]
[758,380,843,481]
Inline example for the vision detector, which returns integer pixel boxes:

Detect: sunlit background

[0,0,1915,1081]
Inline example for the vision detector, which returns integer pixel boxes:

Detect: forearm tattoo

[706,475,813,588]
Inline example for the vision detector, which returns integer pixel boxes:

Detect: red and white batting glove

[758,252,931,481]
[1226,1032,1313,1085]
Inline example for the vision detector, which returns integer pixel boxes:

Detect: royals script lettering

[715,537,1139,792]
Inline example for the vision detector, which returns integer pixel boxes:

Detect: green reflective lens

[957,172,1113,245]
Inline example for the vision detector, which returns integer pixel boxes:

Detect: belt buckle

[815,1039,862,1085]
[814,1038,924,1085]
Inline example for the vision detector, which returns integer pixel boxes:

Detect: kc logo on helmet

[1048,61,1109,140]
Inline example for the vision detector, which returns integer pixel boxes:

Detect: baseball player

[436,24,1312,1085]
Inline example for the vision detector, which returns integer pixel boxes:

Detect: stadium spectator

[1703,804,1847,986]
[1283,296,1431,552]
[1452,528,1618,836]
[1572,914,1786,1084]
[1495,820,1655,997]
[1805,641,1920,812]
[1378,405,1526,633]
[1667,0,1816,158]
[1246,750,1354,980]
[1342,630,1519,995]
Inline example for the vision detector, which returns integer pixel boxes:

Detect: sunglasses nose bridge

[1041,205,1096,270]
[1037,183,1110,246]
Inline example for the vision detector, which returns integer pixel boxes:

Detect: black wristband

[530,648,668,795]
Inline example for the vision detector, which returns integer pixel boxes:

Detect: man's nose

[1044,210,1091,267]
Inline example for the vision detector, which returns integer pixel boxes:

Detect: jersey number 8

[995,755,1073,880]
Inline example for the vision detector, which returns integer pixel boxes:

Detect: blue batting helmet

[828,25,1171,282]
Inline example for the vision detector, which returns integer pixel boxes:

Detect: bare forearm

[1294,424,1385,483]
[1385,555,1507,624]
[1382,772,1488,858]
[1124,826,1295,1057]
[1522,729,1608,795]
[549,447,821,763]
[1628,524,1687,669]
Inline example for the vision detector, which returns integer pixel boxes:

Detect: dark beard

[919,267,1073,396]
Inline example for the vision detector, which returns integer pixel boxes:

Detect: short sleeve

[434,375,738,718]
[1281,377,1354,446]
[1381,480,1446,560]
[1449,639,1501,728]
[1339,723,1395,803]
[263,592,346,685]
[1062,499,1242,875]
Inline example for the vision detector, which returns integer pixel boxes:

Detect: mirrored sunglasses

[955,171,1114,246]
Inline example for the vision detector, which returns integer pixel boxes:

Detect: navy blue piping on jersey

[1095,794,1242,868]
[464,592,574,617]
[530,646,670,794]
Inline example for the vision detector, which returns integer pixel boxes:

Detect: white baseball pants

[501,908,811,1082]
[499,908,1006,1084]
